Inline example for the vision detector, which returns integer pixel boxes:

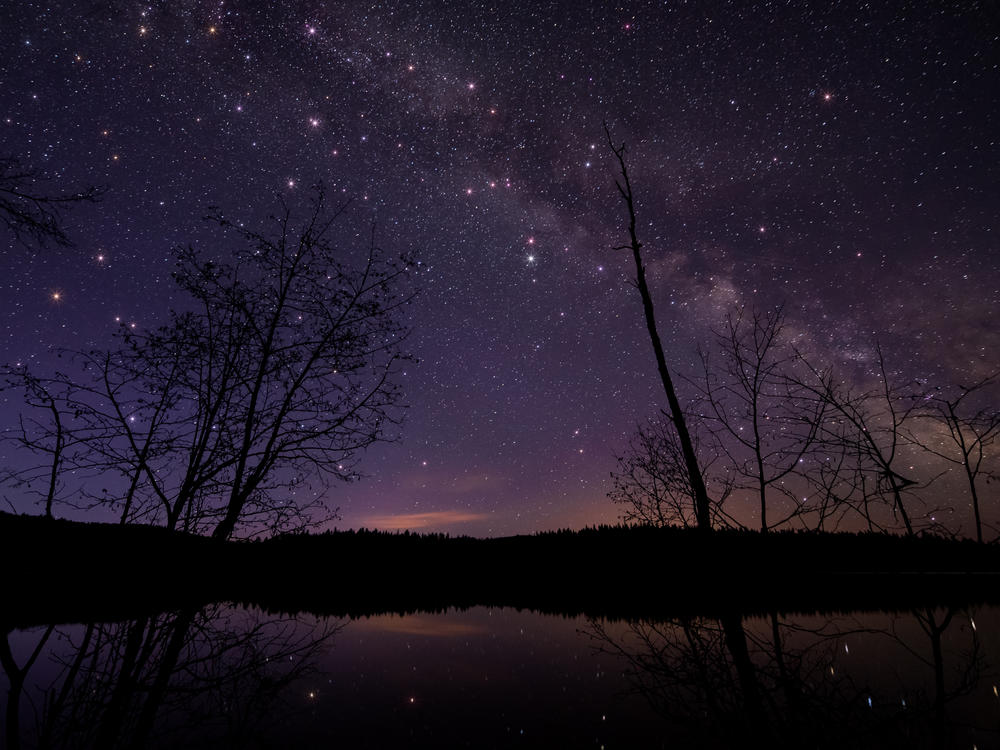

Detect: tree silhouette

[695,306,825,532]
[794,345,930,536]
[609,412,735,528]
[910,374,1000,543]
[0,371,74,519]
[0,156,102,248]
[605,124,713,531]
[2,187,414,539]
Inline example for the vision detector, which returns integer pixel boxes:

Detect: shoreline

[5,511,1000,628]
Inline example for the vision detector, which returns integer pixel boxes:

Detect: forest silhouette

[5,511,1000,631]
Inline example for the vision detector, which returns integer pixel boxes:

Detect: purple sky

[1,1,997,536]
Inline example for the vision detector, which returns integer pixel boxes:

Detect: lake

[3,604,999,748]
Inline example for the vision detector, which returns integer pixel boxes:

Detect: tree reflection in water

[4,604,1000,748]
[2,606,342,749]
[586,607,994,749]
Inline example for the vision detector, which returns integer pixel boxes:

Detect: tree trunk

[720,614,770,741]
[889,476,914,536]
[129,610,196,749]
[965,465,983,544]
[213,503,241,541]
[606,127,713,531]
[1,634,24,750]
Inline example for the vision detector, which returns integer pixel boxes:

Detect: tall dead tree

[605,124,712,531]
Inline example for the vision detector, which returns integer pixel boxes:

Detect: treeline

[6,512,1000,628]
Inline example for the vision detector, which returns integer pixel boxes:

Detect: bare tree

[0,156,102,248]
[1,373,66,519]
[795,345,931,536]
[2,187,414,539]
[695,306,825,532]
[0,369,99,518]
[2,355,189,525]
[605,124,712,531]
[805,438,890,533]
[609,411,735,528]
[910,374,1000,543]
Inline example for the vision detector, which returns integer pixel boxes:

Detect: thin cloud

[360,510,489,530]
[354,614,488,637]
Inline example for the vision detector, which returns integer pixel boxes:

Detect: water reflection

[3,605,999,748]
[587,607,997,748]
[2,607,341,749]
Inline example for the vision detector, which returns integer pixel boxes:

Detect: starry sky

[1,1,997,536]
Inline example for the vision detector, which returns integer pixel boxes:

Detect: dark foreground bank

[4,511,1000,627]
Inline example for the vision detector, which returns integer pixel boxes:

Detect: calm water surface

[4,605,1000,748]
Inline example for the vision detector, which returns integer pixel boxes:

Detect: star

[0,0,994,544]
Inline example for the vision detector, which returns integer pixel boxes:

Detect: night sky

[1,1,997,536]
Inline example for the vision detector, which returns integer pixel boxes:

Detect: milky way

[1,1,997,535]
